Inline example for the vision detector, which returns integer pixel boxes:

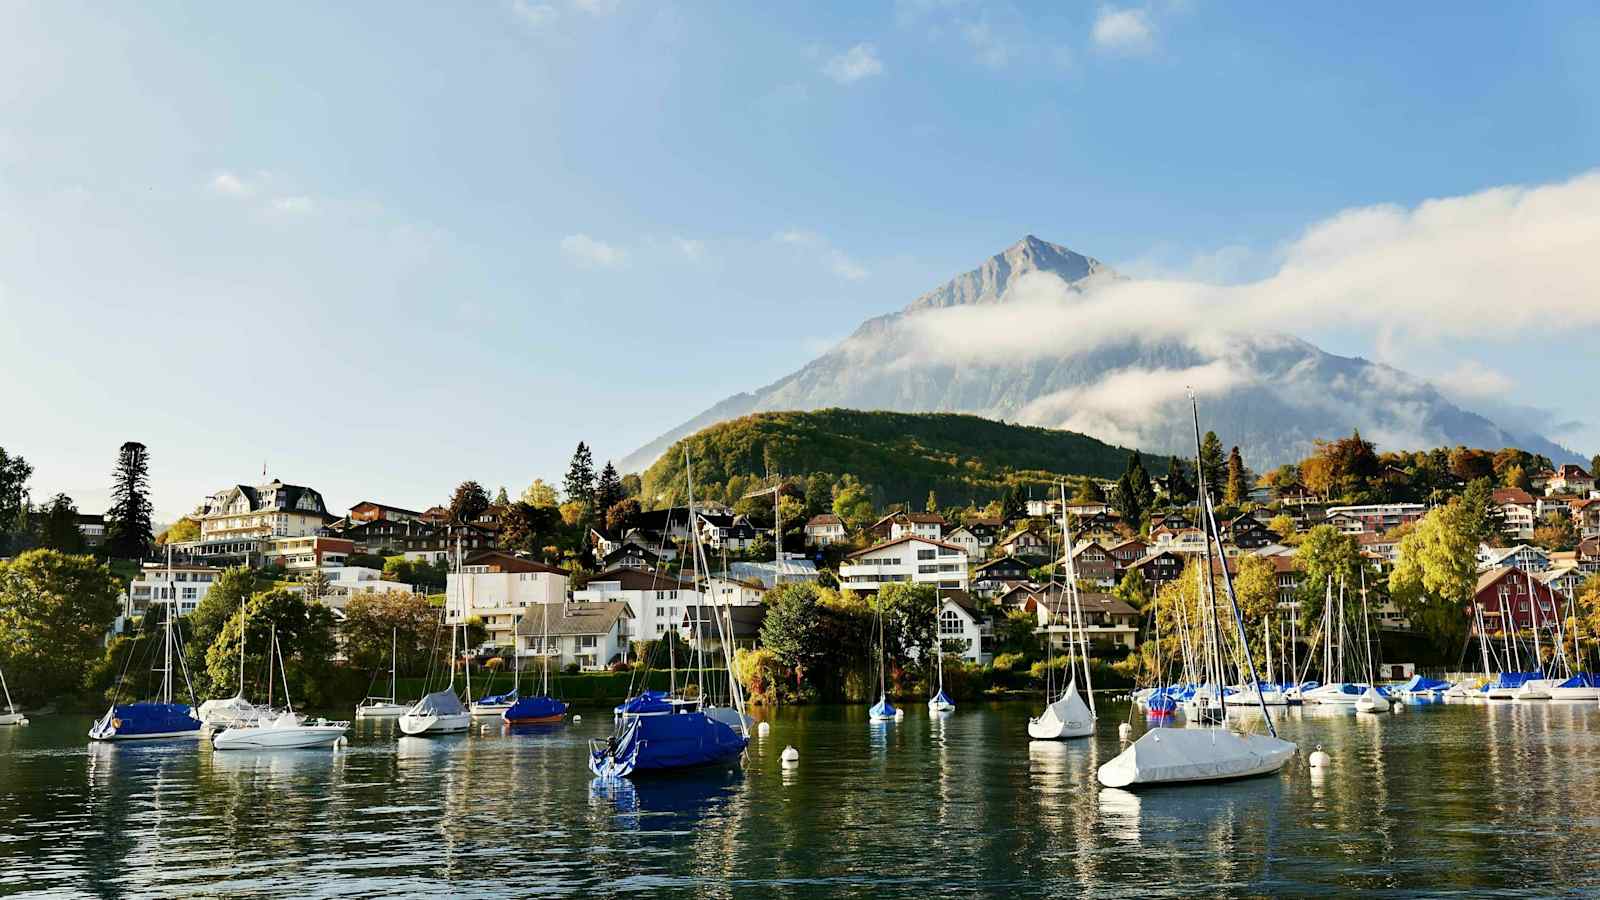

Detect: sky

[2,1,1598,521]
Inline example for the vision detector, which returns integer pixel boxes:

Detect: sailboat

[504,604,569,725]
[89,553,203,742]
[589,447,750,777]
[927,610,955,713]
[1354,570,1390,713]
[867,589,899,722]
[213,625,348,750]
[399,540,474,736]
[355,628,410,718]
[197,624,270,727]
[0,659,26,726]
[1029,480,1094,740]
[1097,397,1297,788]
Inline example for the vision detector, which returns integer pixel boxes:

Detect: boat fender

[1309,745,1331,768]
[757,721,771,737]
[780,745,799,763]
[573,715,582,723]
[1390,703,1403,714]
[1118,723,1132,742]
[894,708,904,719]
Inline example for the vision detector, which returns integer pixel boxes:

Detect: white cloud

[1093,6,1154,54]
[510,0,558,28]
[823,43,884,84]
[672,236,705,261]
[210,171,253,197]
[1432,363,1515,401]
[1017,362,1245,448]
[271,196,314,214]
[960,22,1011,68]
[774,229,869,281]
[560,233,626,268]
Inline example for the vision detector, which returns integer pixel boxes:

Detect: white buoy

[1309,745,1331,768]
[780,745,799,763]
[757,721,771,737]
[1118,723,1132,742]
[1390,702,1404,714]
[573,714,582,723]
[895,708,905,719]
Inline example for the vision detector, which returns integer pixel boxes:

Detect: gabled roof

[349,500,422,516]
[939,589,985,620]
[1492,488,1536,506]
[515,601,632,637]
[1554,464,1593,479]
[805,514,844,527]
[581,566,698,592]
[974,555,1030,574]
[846,534,966,559]
[1033,586,1138,618]
[462,551,569,576]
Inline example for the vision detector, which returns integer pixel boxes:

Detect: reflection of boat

[213,626,347,750]
[357,629,410,718]
[866,589,899,723]
[588,769,742,830]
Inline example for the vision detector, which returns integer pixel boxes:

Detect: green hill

[638,408,1168,510]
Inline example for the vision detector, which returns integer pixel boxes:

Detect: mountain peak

[903,235,1107,313]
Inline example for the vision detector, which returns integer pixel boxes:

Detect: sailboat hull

[1028,683,1093,740]
[354,701,409,719]
[88,703,203,742]
[589,711,746,778]
[1097,727,1296,788]
[0,713,27,726]
[398,713,472,735]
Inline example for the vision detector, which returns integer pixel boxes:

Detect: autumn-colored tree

[1448,447,1496,483]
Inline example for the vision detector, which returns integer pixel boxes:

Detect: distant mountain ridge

[619,236,1574,474]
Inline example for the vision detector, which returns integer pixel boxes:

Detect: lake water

[2,699,1598,897]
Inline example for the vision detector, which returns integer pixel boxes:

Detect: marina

[4,700,1600,896]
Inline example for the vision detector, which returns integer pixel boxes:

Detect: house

[187,478,335,565]
[1130,550,1186,593]
[601,541,662,571]
[1356,531,1400,566]
[1074,511,1123,543]
[514,601,633,671]
[1064,500,1111,518]
[76,513,106,548]
[1223,512,1277,550]
[1492,488,1539,540]
[1537,566,1587,603]
[1025,497,1062,518]
[804,514,848,547]
[1578,538,1600,572]
[1105,537,1149,573]
[1572,499,1600,540]
[935,591,992,664]
[574,567,705,640]
[696,513,760,552]
[1030,586,1140,652]
[1546,464,1596,497]
[840,535,969,592]
[1478,544,1551,573]
[263,535,353,573]
[1472,567,1563,636]
[309,567,415,613]
[997,527,1050,560]
[124,562,224,618]
[1151,527,1207,555]
[944,525,987,561]
[995,581,1043,610]
[1062,541,1116,586]
[972,555,1032,596]
[868,511,947,541]
[1323,503,1427,535]
[1258,552,1303,610]
[348,501,424,524]
[443,551,571,651]
[680,604,768,656]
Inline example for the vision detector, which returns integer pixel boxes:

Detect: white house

[1493,488,1539,540]
[190,478,333,564]
[944,525,988,561]
[889,513,945,542]
[696,513,761,552]
[125,562,224,618]
[1030,587,1140,653]
[514,601,633,671]
[804,514,848,547]
[936,591,992,665]
[1478,544,1551,573]
[574,567,705,640]
[1324,503,1426,535]
[840,535,969,592]
[444,551,571,651]
[307,566,414,613]
[1546,464,1596,497]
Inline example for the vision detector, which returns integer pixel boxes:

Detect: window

[580,636,597,648]
[917,549,936,561]
[939,610,963,636]
[656,606,664,617]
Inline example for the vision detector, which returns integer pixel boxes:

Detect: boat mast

[1527,570,1544,675]
[1059,480,1094,716]
[274,625,294,715]
[390,627,398,702]
[1189,398,1226,721]
[266,622,275,711]
[1360,568,1376,685]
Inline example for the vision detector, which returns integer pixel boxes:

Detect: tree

[156,517,200,545]
[0,446,33,556]
[604,498,642,534]
[302,567,331,602]
[1294,525,1362,628]
[1111,452,1155,529]
[205,588,338,707]
[1459,478,1508,545]
[1072,476,1107,504]
[563,442,597,511]
[1503,464,1532,492]
[493,486,510,507]
[1266,513,1298,543]
[383,556,447,592]
[1000,484,1026,522]
[1390,499,1480,653]
[503,501,563,554]
[1231,555,1281,671]
[340,590,441,675]
[448,481,491,525]
[1163,460,1193,505]
[831,475,875,532]
[1448,447,1495,483]
[878,581,939,671]
[595,462,624,514]
[760,582,827,692]
[804,474,833,517]
[1532,512,1577,551]
[1224,447,1249,507]
[0,550,122,706]
[1592,455,1600,482]
[620,473,642,498]
[925,490,938,514]
[184,567,260,696]
[521,479,561,508]
[36,493,86,553]
[1112,566,1150,610]
[1198,431,1226,498]
[105,441,154,559]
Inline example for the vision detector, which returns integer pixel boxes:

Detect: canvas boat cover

[410,689,466,717]
[589,710,746,777]
[1098,727,1297,788]
[930,690,954,706]
[1482,671,1542,691]
[868,695,898,719]
[616,690,672,716]
[475,691,518,705]
[505,695,569,722]
[1041,680,1091,728]
[1399,674,1451,692]
[1558,672,1600,688]
[90,702,201,739]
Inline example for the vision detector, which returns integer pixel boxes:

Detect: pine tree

[595,462,624,513]
[1128,451,1156,514]
[1199,431,1226,499]
[1165,458,1194,505]
[563,442,596,510]
[105,441,154,560]
[493,486,510,507]
[925,490,938,514]
[448,481,491,524]
[1113,452,1155,528]
[1225,446,1249,507]
[38,493,85,553]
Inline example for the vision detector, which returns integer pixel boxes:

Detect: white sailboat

[0,659,27,726]
[1029,480,1094,741]
[355,628,410,718]
[927,589,955,713]
[867,592,899,722]
[399,539,473,736]
[213,625,348,750]
[197,625,270,727]
[1097,397,1297,789]
[1354,570,1390,713]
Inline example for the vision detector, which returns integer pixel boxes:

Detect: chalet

[840,535,969,592]
[803,514,848,547]
[944,525,987,561]
[1224,512,1276,550]
[602,542,661,571]
[1493,488,1539,540]
[1530,468,1556,493]
[1472,566,1563,636]
[997,526,1050,560]
[1578,537,1600,572]
[1030,586,1140,652]
[1130,550,1186,593]
[348,501,423,523]
[1062,541,1116,586]
[1547,464,1596,497]
[1074,511,1123,543]
[1536,566,1587,602]
[1105,537,1149,572]
[1572,498,1600,540]
[1478,544,1551,573]
[995,581,1043,610]
[1063,500,1111,517]
[514,601,633,671]
[696,513,760,552]
[934,590,992,664]
[1356,531,1400,566]
[1151,527,1207,555]
[869,511,946,541]
[972,555,1032,596]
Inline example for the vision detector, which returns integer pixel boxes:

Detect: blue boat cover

[475,691,518,705]
[616,691,672,716]
[1146,694,1177,714]
[930,690,953,706]
[1558,672,1600,688]
[868,695,897,718]
[590,710,746,776]
[94,702,201,737]
[504,695,569,721]
[411,689,466,716]
[1484,671,1542,691]
[1399,674,1451,692]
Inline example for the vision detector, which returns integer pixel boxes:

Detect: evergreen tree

[1165,458,1194,505]
[563,442,597,510]
[492,486,510,507]
[1071,475,1106,504]
[1112,454,1153,529]
[37,493,85,553]
[1128,451,1156,514]
[1224,446,1249,507]
[1000,484,1026,522]
[804,474,833,517]
[105,441,154,560]
[448,481,491,524]
[0,446,32,556]
[1198,431,1226,499]
[925,490,938,514]
[595,462,624,513]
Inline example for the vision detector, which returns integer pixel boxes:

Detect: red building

[1471,566,1563,636]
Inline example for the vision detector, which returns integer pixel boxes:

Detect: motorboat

[212,710,347,750]
[1098,726,1297,788]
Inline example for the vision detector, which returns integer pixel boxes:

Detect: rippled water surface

[3,700,1599,897]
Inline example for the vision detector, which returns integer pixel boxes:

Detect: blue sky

[3,1,1598,519]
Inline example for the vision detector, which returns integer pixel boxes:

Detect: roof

[904,512,946,525]
[939,589,984,620]
[681,604,768,638]
[805,514,844,527]
[1033,586,1138,618]
[1492,488,1536,506]
[974,555,1030,574]
[208,480,329,518]
[999,526,1044,544]
[581,567,698,592]
[846,534,966,559]
[514,601,631,637]
[1554,464,1592,479]
[462,551,569,576]
[349,500,423,516]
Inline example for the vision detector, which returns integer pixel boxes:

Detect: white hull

[197,697,272,728]
[354,701,409,719]
[1097,727,1296,788]
[1546,686,1600,701]
[0,713,29,726]
[1029,681,1093,740]
[469,702,514,716]
[1304,684,1363,705]
[398,712,472,735]
[212,723,347,750]
[928,699,955,712]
